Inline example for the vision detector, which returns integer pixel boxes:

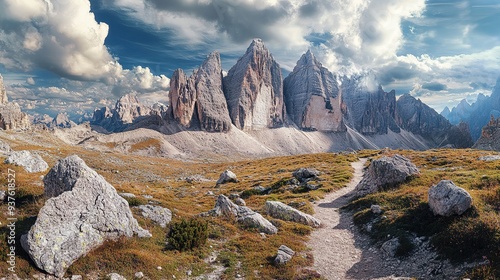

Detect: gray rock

[229,193,240,200]
[381,238,400,258]
[479,155,500,161]
[292,168,320,183]
[0,139,11,153]
[223,39,285,130]
[0,190,4,202]
[283,50,346,132]
[119,192,136,198]
[107,273,127,280]
[265,201,320,228]
[235,198,246,206]
[371,204,382,214]
[50,113,75,128]
[135,204,172,228]
[0,76,31,130]
[341,74,400,135]
[21,155,151,278]
[274,245,295,265]
[354,154,419,197]
[169,52,232,132]
[134,272,144,279]
[208,195,277,234]
[428,180,472,216]
[5,150,48,173]
[216,170,238,185]
[71,275,83,280]
[236,206,278,235]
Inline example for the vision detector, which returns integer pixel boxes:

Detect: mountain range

[441,79,500,141]
[89,39,471,153]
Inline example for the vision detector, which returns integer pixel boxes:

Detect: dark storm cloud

[422,82,447,91]
[144,0,291,43]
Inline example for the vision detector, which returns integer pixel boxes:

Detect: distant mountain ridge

[441,79,500,141]
[90,39,472,150]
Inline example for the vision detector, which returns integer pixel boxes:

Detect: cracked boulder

[21,155,151,278]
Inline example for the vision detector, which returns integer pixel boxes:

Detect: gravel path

[306,158,476,280]
[306,158,367,280]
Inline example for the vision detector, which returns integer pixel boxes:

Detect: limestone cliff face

[0,75,30,130]
[114,94,151,124]
[341,75,400,135]
[50,113,75,128]
[223,39,286,130]
[283,51,346,132]
[0,75,7,105]
[169,69,197,127]
[168,52,231,132]
[396,94,473,147]
[91,94,152,132]
[473,116,500,150]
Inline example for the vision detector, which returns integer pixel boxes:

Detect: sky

[0,0,499,121]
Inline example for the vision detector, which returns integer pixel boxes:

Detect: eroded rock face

[0,75,7,105]
[284,51,345,132]
[342,74,400,135]
[114,94,151,124]
[5,150,48,173]
[396,94,472,147]
[22,155,151,278]
[91,94,152,131]
[265,201,320,227]
[428,180,472,216]
[169,68,197,127]
[0,103,31,131]
[208,195,278,234]
[473,116,500,151]
[223,39,286,130]
[50,113,75,128]
[169,52,232,132]
[354,154,419,197]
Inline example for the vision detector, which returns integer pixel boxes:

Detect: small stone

[216,170,238,185]
[157,266,162,270]
[206,191,214,196]
[135,204,172,228]
[229,193,240,200]
[107,273,126,280]
[119,193,136,198]
[71,276,83,280]
[134,272,144,279]
[0,190,5,202]
[186,270,192,276]
[142,194,153,199]
[371,204,382,214]
[292,168,320,183]
[274,245,295,265]
[235,198,246,206]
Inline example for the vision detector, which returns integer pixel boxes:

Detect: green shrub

[167,219,209,251]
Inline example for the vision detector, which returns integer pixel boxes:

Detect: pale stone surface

[169,52,232,132]
[223,39,285,130]
[265,201,320,227]
[135,204,172,228]
[22,155,151,278]
[216,170,238,185]
[428,180,472,216]
[274,245,295,265]
[355,154,419,197]
[107,273,127,280]
[0,139,11,153]
[208,195,277,234]
[50,113,75,128]
[5,150,48,173]
[284,50,345,132]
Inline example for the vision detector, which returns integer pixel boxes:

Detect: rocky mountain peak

[168,51,232,132]
[295,50,318,69]
[440,106,451,118]
[223,39,285,130]
[284,50,345,132]
[114,94,151,124]
[0,74,8,105]
[51,112,74,128]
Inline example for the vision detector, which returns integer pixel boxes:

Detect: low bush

[167,218,209,251]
